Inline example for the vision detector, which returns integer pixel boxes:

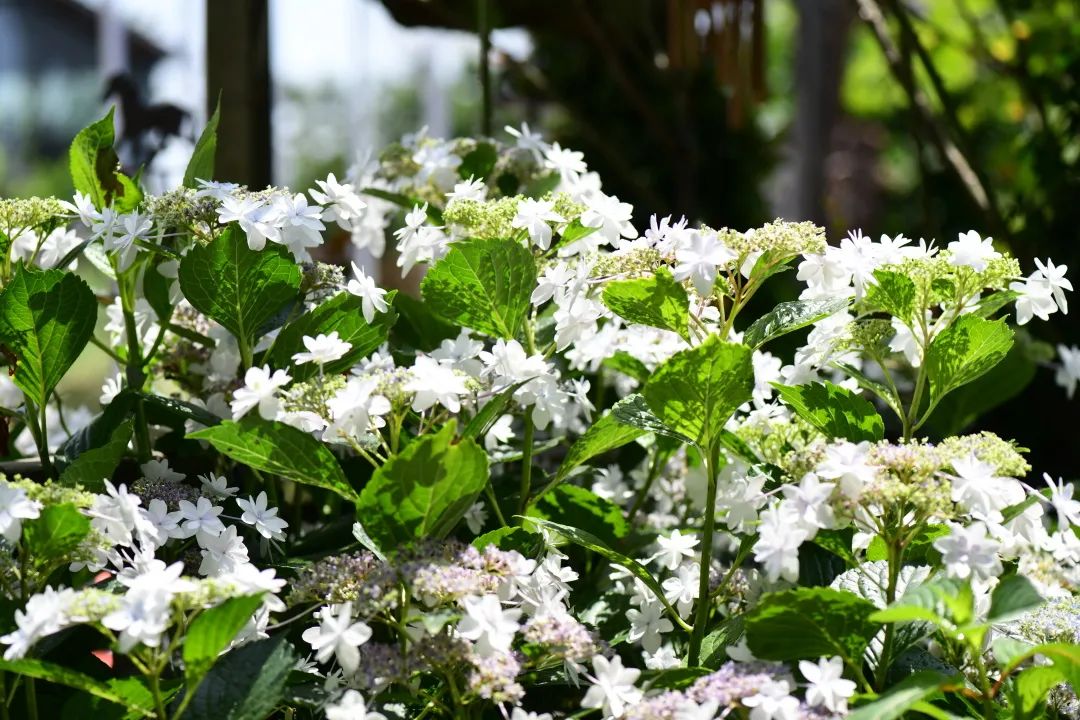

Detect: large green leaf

[0,658,153,716]
[925,315,1013,404]
[744,587,881,665]
[189,418,356,502]
[865,270,917,321]
[58,419,132,492]
[263,290,397,380]
[355,422,489,546]
[420,238,536,339]
[642,336,754,449]
[742,297,849,349]
[178,226,302,348]
[180,635,296,720]
[23,503,91,573]
[548,410,645,490]
[987,575,1043,624]
[772,381,885,442]
[601,267,690,340]
[183,96,221,188]
[183,594,265,682]
[522,516,689,631]
[390,292,460,352]
[610,393,695,445]
[0,266,97,407]
[530,485,629,547]
[846,671,952,720]
[69,108,142,212]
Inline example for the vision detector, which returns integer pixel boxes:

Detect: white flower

[326,689,386,720]
[626,600,673,652]
[59,190,101,227]
[484,414,514,450]
[292,332,352,366]
[673,230,735,295]
[506,122,547,161]
[309,173,367,232]
[1036,473,1080,529]
[456,594,521,657]
[194,179,240,201]
[199,473,239,498]
[198,525,250,576]
[231,365,292,420]
[237,491,289,541]
[102,563,189,652]
[274,192,325,261]
[662,563,700,618]
[643,645,681,671]
[780,473,837,533]
[754,504,807,583]
[653,529,698,571]
[141,458,185,483]
[512,198,565,250]
[544,142,587,181]
[218,195,279,251]
[0,481,41,543]
[815,441,877,499]
[463,501,487,534]
[1056,344,1080,399]
[301,602,372,674]
[177,497,226,539]
[933,521,1002,581]
[325,376,390,442]
[948,453,1024,522]
[346,262,389,324]
[580,192,636,246]
[99,370,123,406]
[742,681,800,720]
[1033,257,1071,313]
[947,230,1000,272]
[141,499,183,546]
[581,654,642,718]
[1011,274,1058,325]
[404,356,469,413]
[800,656,856,713]
[0,586,71,659]
[447,176,487,202]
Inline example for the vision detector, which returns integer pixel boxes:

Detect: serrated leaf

[772,381,884,442]
[355,422,489,546]
[1014,665,1066,716]
[0,266,97,407]
[183,96,221,188]
[472,526,542,555]
[925,315,1013,404]
[642,336,754,449]
[23,503,91,571]
[69,108,142,212]
[183,594,265,682]
[179,635,296,720]
[0,658,153,717]
[610,393,695,445]
[548,410,645,491]
[178,225,302,348]
[189,417,356,502]
[987,574,1043,623]
[420,238,536,339]
[700,616,744,669]
[521,516,689,632]
[58,419,132,491]
[744,587,881,665]
[743,297,849,349]
[264,290,398,380]
[865,269,917,320]
[601,267,690,340]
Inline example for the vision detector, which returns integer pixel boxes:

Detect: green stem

[626,451,662,524]
[21,399,53,479]
[517,417,534,516]
[148,667,168,720]
[0,671,8,720]
[23,678,36,720]
[484,483,508,527]
[875,537,904,689]
[118,272,152,462]
[687,443,720,666]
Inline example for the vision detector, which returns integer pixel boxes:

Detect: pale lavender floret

[522,614,599,662]
[467,650,524,704]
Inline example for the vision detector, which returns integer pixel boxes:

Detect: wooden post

[205,0,272,188]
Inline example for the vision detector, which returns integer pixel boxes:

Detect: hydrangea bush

[0,107,1077,720]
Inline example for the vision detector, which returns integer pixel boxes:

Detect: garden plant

[0,106,1077,720]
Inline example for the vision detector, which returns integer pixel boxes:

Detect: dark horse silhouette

[103,74,192,170]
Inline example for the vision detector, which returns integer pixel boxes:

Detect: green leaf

[925,315,1014,404]
[183,96,221,188]
[189,417,356,502]
[264,290,398,380]
[0,658,153,716]
[700,616,744,669]
[183,594,265,682]
[548,410,645,490]
[521,516,689,632]
[141,393,222,431]
[59,391,135,463]
[461,381,526,440]
[69,108,142,212]
[743,297,849,349]
[1014,666,1066,716]
[142,257,176,326]
[178,226,302,348]
[601,267,690,340]
[642,336,754,449]
[772,381,885,442]
[58,419,132,492]
[355,422,489,546]
[988,575,1043,624]
[744,587,881,664]
[0,266,97,407]
[832,361,902,418]
[530,485,629,547]
[610,393,695,445]
[556,218,600,248]
[390,292,460,352]
[472,526,542,556]
[180,635,296,720]
[846,671,952,720]
[602,351,650,384]
[458,143,497,180]
[23,503,91,571]
[420,238,536,339]
[865,270,917,320]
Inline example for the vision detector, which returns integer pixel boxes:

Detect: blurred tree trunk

[788,0,853,225]
[206,0,271,188]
